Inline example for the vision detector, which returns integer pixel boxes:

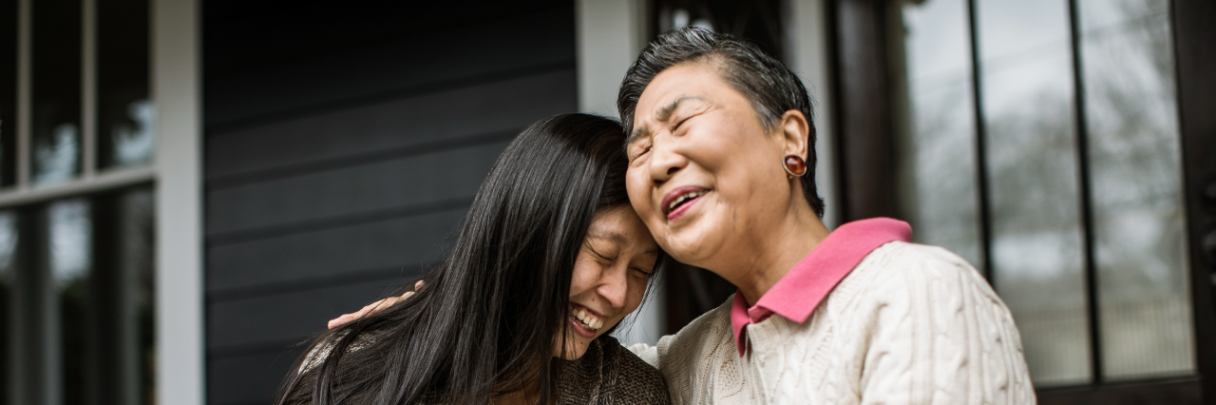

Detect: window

[5,0,156,404]
[892,0,1191,390]
[651,0,787,61]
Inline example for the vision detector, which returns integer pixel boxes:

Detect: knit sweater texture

[291,334,669,404]
[629,241,1036,404]
[556,335,672,404]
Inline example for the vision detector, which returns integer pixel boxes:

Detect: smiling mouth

[666,191,706,214]
[661,186,710,221]
[571,304,604,332]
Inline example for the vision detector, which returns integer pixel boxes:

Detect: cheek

[625,277,648,311]
[698,144,779,201]
[692,116,777,178]
[568,256,599,296]
[625,171,653,213]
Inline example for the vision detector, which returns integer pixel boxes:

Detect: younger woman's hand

[327,280,425,329]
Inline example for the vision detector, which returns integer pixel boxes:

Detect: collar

[730,217,913,356]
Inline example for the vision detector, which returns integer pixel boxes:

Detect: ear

[776,110,810,160]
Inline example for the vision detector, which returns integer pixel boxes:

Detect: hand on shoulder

[327,280,425,329]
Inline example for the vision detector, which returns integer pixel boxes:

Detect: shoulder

[844,241,998,303]
[826,241,1021,357]
[653,295,734,367]
[863,241,975,273]
[834,243,1034,402]
[629,296,733,367]
[595,333,680,401]
[671,295,735,344]
[594,336,672,404]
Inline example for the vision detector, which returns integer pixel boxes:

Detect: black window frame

[832,0,1216,402]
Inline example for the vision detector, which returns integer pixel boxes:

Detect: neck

[723,198,830,306]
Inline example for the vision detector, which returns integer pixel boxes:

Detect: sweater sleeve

[856,244,1035,405]
[626,341,661,367]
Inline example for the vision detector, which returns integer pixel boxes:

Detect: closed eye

[585,243,623,266]
[671,107,708,133]
[586,245,609,260]
[628,143,652,161]
[672,116,692,131]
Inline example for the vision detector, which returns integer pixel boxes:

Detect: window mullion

[81,0,96,178]
[16,0,29,190]
[965,0,994,284]
[1065,0,1103,386]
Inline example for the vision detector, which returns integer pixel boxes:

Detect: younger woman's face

[558,205,659,360]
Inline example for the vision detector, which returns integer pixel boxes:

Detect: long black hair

[276,113,656,405]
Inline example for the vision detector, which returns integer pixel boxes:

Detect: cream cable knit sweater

[629,241,1036,404]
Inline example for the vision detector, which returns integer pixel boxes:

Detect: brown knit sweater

[290,335,671,404]
[555,335,671,404]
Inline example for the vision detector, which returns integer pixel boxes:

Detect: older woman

[616,28,1034,404]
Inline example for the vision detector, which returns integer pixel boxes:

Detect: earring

[784,155,807,178]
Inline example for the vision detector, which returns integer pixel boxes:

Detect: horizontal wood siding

[202,2,576,404]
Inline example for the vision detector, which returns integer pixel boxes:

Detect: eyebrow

[628,95,706,144]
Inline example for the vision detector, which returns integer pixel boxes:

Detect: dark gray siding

[202,2,576,404]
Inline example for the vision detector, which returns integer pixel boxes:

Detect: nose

[596,263,629,310]
[647,135,687,185]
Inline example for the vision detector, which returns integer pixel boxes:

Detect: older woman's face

[625,62,794,267]
[557,205,658,360]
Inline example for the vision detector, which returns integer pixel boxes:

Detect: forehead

[632,62,751,132]
[587,206,656,248]
[636,63,728,110]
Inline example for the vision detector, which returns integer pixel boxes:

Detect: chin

[663,222,722,265]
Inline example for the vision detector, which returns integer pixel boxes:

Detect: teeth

[667,191,706,213]
[571,305,602,330]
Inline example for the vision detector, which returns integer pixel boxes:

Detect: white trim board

[152,0,205,404]
[575,0,646,118]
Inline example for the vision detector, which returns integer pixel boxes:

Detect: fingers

[327,314,352,329]
[369,296,399,313]
[326,287,422,329]
[327,298,385,329]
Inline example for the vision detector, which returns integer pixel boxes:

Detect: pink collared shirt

[730,217,913,356]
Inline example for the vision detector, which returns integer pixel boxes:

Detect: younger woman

[277,114,672,405]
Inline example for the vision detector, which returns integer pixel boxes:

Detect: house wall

[201,2,576,404]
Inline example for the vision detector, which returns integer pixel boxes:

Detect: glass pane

[49,199,92,405]
[32,0,83,185]
[652,0,785,60]
[127,190,155,405]
[97,0,152,168]
[1078,0,1194,380]
[0,211,14,405]
[93,188,155,405]
[0,0,16,187]
[977,0,1091,387]
[895,0,983,269]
